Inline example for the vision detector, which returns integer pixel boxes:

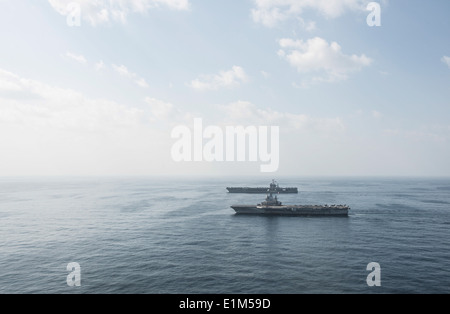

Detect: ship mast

[270,179,278,192]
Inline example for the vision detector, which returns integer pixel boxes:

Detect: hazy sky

[0,0,449,176]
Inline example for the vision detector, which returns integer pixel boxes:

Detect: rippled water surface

[1,177,449,293]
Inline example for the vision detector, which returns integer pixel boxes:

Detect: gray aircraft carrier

[226,180,298,194]
[231,192,350,216]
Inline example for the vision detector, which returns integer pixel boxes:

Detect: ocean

[0,177,449,294]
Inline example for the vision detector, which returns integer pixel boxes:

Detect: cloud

[0,68,145,130]
[219,100,345,133]
[112,64,134,78]
[146,97,174,120]
[278,37,372,85]
[66,52,87,64]
[65,57,148,88]
[0,68,354,176]
[0,68,187,175]
[372,110,382,119]
[189,66,248,91]
[251,0,371,27]
[300,19,317,32]
[0,70,23,93]
[48,0,190,26]
[95,60,105,71]
[112,64,149,88]
[135,78,150,88]
[442,56,450,69]
[260,71,270,79]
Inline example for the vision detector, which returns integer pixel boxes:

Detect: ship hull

[227,187,298,194]
[231,205,349,216]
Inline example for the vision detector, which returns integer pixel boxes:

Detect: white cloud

[66,52,87,64]
[302,20,317,32]
[145,97,175,121]
[95,60,105,71]
[0,68,353,176]
[442,56,450,69]
[0,68,184,175]
[0,70,22,92]
[144,97,195,125]
[0,68,144,130]
[278,37,372,85]
[112,64,149,88]
[251,0,371,27]
[6,86,342,135]
[48,0,190,26]
[135,78,150,88]
[112,64,134,78]
[260,70,270,79]
[189,66,248,91]
[219,100,345,133]
[0,68,183,129]
[372,110,382,119]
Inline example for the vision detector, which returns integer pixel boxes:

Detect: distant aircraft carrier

[226,180,298,194]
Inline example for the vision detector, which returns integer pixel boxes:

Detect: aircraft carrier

[231,192,349,217]
[226,180,298,194]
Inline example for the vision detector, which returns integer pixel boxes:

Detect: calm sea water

[0,177,449,294]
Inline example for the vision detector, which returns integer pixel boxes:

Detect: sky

[0,0,449,177]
